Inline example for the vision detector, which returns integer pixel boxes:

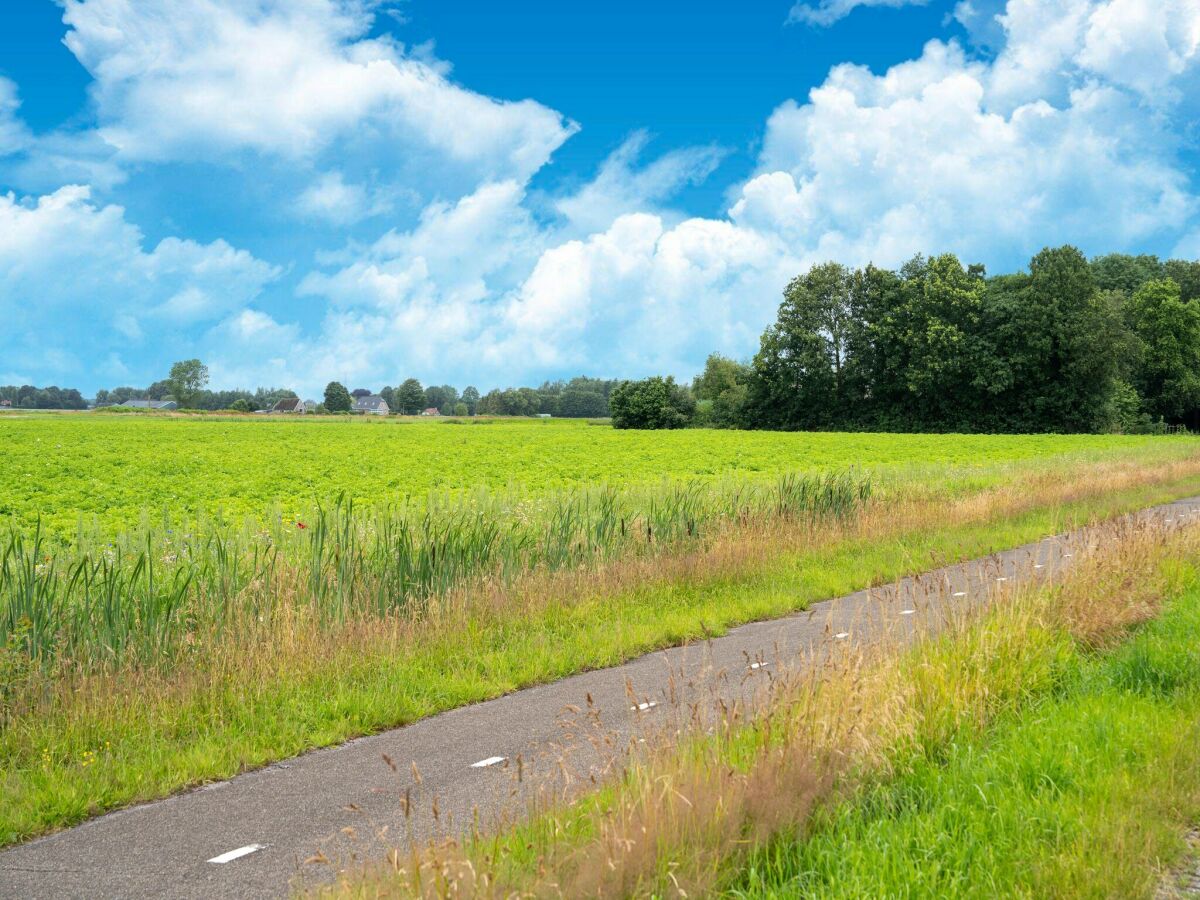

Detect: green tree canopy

[749,262,854,430]
[742,245,1156,434]
[1126,278,1200,423]
[396,378,425,414]
[610,376,696,429]
[424,384,459,414]
[692,353,750,428]
[323,381,352,412]
[557,388,609,418]
[1090,253,1164,296]
[166,359,208,408]
[1165,259,1200,303]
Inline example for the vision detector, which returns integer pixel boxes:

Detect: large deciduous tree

[323,381,352,412]
[749,262,855,430]
[395,378,425,414]
[166,359,209,408]
[1126,278,1200,425]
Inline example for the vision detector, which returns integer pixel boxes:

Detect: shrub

[610,376,696,429]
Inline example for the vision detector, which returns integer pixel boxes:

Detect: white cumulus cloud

[221,0,1200,394]
[788,0,930,28]
[740,36,1194,269]
[554,131,727,234]
[60,0,577,185]
[0,185,279,381]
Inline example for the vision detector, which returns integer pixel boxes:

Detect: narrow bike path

[4,497,1198,899]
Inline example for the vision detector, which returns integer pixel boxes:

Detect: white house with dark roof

[352,395,390,415]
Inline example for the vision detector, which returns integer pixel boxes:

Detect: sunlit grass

[333,482,1200,898]
[731,574,1200,898]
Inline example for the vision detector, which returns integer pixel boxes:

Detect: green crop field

[0,412,1189,536]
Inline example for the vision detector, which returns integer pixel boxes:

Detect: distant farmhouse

[353,395,390,416]
[0,399,11,408]
[421,407,441,416]
[120,399,178,410]
[271,397,308,414]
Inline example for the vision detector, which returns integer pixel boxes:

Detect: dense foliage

[375,377,616,417]
[95,383,297,412]
[690,246,1200,434]
[610,376,696,429]
[323,381,352,412]
[0,385,87,410]
[476,376,620,417]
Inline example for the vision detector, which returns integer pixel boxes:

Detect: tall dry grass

[330,497,1200,898]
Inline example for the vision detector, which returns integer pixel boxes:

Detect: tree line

[49,361,619,418]
[321,376,619,417]
[0,385,88,410]
[614,247,1200,433]
[96,384,299,411]
[18,246,1199,433]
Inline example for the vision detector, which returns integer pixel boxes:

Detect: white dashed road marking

[834,632,850,639]
[207,844,264,864]
[471,756,506,768]
[632,701,658,711]
[952,591,966,597]
[748,661,769,670]
[900,609,915,616]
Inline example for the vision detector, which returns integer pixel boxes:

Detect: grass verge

[334,484,1200,897]
[731,570,1200,897]
[4,453,1200,847]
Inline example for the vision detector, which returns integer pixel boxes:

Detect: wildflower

[297,522,307,529]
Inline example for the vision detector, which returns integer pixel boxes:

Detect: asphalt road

[3,496,1199,899]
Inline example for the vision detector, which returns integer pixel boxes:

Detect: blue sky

[1,0,1198,396]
